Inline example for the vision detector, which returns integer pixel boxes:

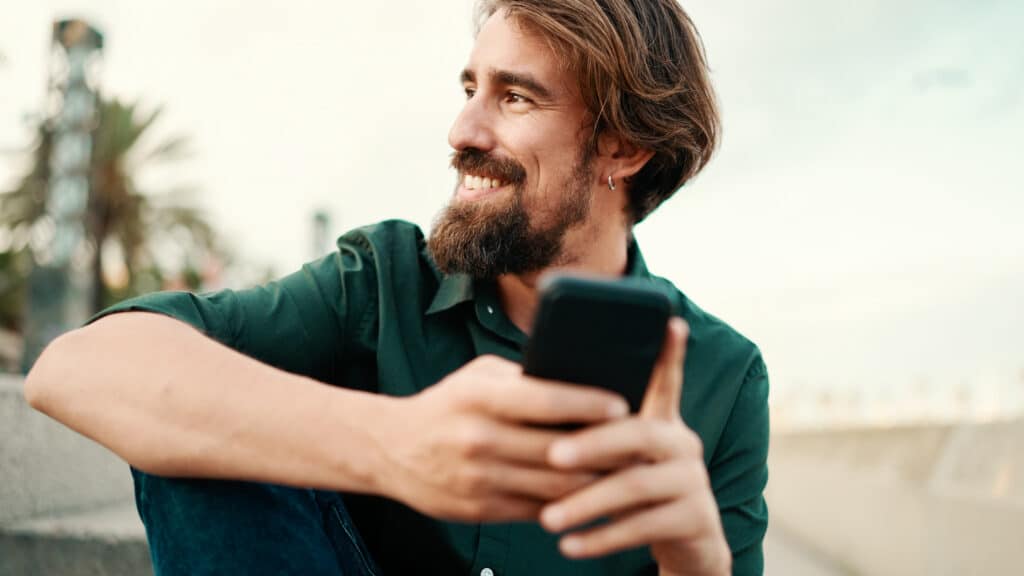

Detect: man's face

[428,10,599,278]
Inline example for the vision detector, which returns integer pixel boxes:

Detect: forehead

[466,11,574,97]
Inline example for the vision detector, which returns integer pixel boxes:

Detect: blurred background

[1,0,1021,574]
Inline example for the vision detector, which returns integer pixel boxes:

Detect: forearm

[24,312,393,493]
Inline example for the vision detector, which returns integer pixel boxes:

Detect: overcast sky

[2,0,1022,415]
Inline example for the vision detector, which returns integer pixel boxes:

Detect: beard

[428,147,595,279]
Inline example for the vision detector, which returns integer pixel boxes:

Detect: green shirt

[95,219,770,575]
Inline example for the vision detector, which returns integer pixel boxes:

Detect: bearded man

[26,1,770,574]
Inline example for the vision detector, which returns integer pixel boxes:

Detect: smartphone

[522,274,673,414]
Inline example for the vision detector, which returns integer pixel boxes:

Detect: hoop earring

[607,176,616,191]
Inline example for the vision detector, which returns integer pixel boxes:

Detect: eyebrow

[460,68,555,101]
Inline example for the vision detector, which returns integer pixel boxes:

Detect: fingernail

[670,317,684,334]
[550,441,577,466]
[561,536,584,556]
[676,317,690,337]
[541,506,564,530]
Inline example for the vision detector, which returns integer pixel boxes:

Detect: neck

[496,217,630,334]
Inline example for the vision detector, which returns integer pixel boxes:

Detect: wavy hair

[476,0,719,223]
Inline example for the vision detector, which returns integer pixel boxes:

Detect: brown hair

[476,0,719,223]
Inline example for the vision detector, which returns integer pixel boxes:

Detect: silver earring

[607,176,616,191]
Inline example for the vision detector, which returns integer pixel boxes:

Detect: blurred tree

[1,98,224,319]
[0,248,30,331]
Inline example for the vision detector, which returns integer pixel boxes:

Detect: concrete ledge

[768,419,1024,576]
[0,374,134,524]
[0,503,151,576]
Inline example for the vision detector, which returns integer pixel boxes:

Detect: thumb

[640,317,688,421]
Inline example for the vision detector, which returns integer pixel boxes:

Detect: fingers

[539,459,705,533]
[448,494,545,523]
[547,418,702,472]
[461,356,629,425]
[555,499,702,559]
[484,463,599,501]
[456,418,568,466]
[640,317,688,421]
[444,461,597,519]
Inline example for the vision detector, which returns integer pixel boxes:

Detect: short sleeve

[709,353,770,575]
[88,236,378,385]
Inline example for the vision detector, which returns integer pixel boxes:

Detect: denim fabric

[131,468,380,576]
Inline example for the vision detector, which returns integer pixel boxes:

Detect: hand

[372,355,630,522]
[538,318,731,576]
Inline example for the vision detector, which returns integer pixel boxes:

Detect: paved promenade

[765,526,850,576]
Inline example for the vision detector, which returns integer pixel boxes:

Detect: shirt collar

[426,272,475,315]
[425,239,651,316]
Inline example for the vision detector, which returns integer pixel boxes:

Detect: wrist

[322,385,405,497]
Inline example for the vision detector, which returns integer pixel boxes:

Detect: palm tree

[1,97,224,315]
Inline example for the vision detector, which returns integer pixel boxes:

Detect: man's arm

[25,310,630,521]
[26,232,379,490]
[25,311,392,492]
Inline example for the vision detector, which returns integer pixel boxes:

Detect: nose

[448,94,497,153]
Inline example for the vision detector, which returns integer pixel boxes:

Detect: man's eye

[505,92,531,104]
[464,87,476,99]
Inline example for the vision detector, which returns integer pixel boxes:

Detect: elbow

[22,371,44,412]
[23,330,77,414]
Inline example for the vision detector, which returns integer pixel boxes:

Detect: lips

[450,149,526,194]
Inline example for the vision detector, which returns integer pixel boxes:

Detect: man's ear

[597,131,655,181]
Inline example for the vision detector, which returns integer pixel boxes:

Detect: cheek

[503,117,588,192]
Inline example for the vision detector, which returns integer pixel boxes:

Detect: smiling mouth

[462,173,507,191]
[457,172,510,200]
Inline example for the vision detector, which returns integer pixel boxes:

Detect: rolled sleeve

[88,235,378,385]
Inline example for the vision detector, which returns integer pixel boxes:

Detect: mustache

[450,149,526,184]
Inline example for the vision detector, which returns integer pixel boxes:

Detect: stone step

[0,502,152,576]
[0,374,134,524]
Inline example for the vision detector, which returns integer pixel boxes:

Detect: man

[25,1,769,574]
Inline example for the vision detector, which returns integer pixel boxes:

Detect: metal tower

[21,19,104,372]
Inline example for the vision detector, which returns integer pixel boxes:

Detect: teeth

[462,174,506,191]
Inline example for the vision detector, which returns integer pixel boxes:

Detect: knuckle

[459,498,486,521]
[535,389,564,416]
[477,354,509,373]
[620,466,654,494]
[683,428,704,457]
[457,465,489,495]
[688,459,711,490]
[472,355,496,371]
[476,498,505,519]
[640,422,662,448]
[457,421,494,457]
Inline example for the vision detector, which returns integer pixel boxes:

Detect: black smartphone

[522,274,673,414]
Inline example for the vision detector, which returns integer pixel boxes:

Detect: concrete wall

[7,368,1023,575]
[768,419,1024,576]
[0,374,134,523]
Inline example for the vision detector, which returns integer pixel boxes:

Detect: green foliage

[0,249,30,331]
[0,97,226,327]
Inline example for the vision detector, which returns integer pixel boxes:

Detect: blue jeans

[131,469,382,576]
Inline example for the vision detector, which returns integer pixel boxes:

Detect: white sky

[2,0,1022,411]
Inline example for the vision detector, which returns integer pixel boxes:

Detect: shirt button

[486,305,494,314]
[481,569,494,576]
